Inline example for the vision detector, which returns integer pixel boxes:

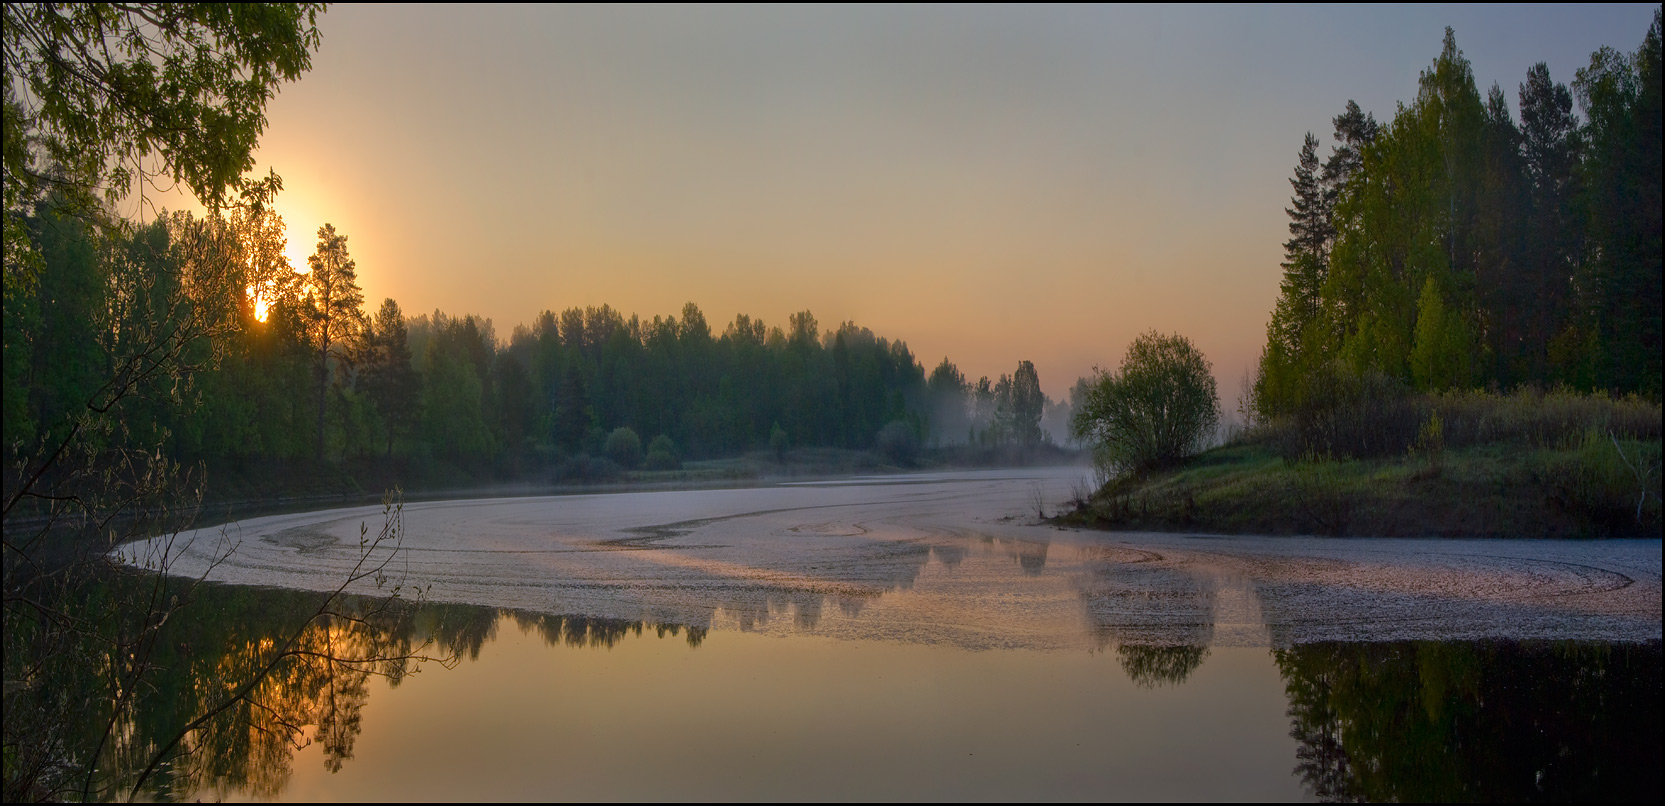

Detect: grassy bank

[1060,391,1661,538]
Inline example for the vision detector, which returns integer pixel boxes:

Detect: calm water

[130,582,1661,801]
[110,470,1660,801]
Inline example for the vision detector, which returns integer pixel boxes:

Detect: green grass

[1059,431,1662,538]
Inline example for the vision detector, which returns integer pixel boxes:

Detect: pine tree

[304,224,364,461]
[1516,63,1580,383]
[1322,100,1379,206]
[1270,133,1330,354]
[359,298,418,457]
[1257,130,1341,418]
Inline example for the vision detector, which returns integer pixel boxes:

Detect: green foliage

[1068,392,1661,538]
[1542,428,1662,531]
[644,434,679,471]
[604,426,642,469]
[1275,641,1661,802]
[1005,360,1045,445]
[359,299,419,457]
[3,9,343,802]
[1410,276,1474,391]
[1072,331,1221,477]
[303,224,364,460]
[1256,15,1663,417]
[421,338,491,461]
[1261,380,1659,463]
[2,3,324,214]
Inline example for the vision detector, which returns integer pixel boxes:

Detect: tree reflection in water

[508,611,708,649]
[1116,645,1211,688]
[114,583,708,801]
[110,552,1661,802]
[1276,640,1662,802]
[1076,545,1218,687]
[116,584,452,800]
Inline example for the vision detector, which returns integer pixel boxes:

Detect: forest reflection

[1278,640,1661,802]
[121,569,1658,802]
[121,582,706,801]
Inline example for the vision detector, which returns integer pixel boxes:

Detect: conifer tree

[1512,64,1580,382]
[304,224,364,460]
[360,298,418,456]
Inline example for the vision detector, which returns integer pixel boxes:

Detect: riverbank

[1057,435,1661,538]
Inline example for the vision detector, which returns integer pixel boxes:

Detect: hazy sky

[179,4,1659,401]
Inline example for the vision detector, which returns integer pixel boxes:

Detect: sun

[238,200,321,323]
[248,284,273,322]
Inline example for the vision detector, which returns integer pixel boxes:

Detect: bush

[1253,379,1663,462]
[553,453,620,482]
[875,420,920,466]
[604,427,643,469]
[644,435,680,471]
[1072,331,1220,477]
[1542,429,1662,533]
[1268,362,1419,459]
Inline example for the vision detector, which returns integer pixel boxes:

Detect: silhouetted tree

[1008,360,1045,445]
[359,299,418,457]
[303,224,364,461]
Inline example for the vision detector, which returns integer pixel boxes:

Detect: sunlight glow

[284,227,312,275]
[248,284,273,322]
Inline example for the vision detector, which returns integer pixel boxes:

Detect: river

[116,466,1660,800]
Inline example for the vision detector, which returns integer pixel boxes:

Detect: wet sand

[120,466,1661,648]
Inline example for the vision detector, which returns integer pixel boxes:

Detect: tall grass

[1239,386,1661,534]
[1255,384,1660,461]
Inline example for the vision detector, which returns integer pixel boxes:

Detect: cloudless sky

[167,4,1660,402]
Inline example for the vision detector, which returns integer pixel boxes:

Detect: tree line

[6,204,1080,480]
[1254,15,1661,420]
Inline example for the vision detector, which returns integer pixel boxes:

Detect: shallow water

[114,467,1660,801]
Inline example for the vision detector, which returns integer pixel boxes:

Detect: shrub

[1253,381,1663,461]
[1543,429,1662,533]
[1073,331,1220,477]
[876,420,920,466]
[553,454,620,482]
[604,426,643,469]
[644,435,680,471]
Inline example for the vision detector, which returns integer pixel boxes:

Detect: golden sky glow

[184,5,1655,402]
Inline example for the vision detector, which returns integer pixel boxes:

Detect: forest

[5,201,1077,496]
[1253,17,1660,417]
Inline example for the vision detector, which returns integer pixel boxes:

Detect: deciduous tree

[1073,331,1220,477]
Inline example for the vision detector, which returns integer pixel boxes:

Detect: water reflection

[508,611,708,649]
[120,584,426,800]
[119,584,705,801]
[117,568,1659,802]
[1117,645,1211,689]
[1277,640,1662,802]
[1073,545,1219,686]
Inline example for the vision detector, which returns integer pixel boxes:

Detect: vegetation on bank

[1060,389,1660,538]
[1065,18,1662,539]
